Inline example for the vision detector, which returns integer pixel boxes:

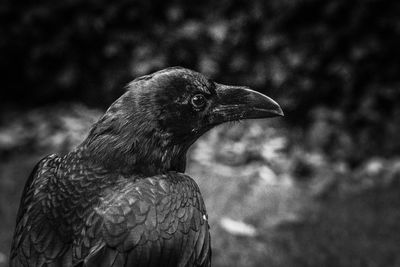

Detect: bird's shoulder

[18,154,60,207]
[10,154,72,267]
[76,172,211,266]
[94,172,208,242]
[98,172,205,209]
[13,153,61,241]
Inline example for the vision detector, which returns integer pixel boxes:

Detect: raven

[10,67,283,267]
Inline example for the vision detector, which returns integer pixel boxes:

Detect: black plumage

[10,67,283,267]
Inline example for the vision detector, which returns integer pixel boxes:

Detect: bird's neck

[77,117,189,176]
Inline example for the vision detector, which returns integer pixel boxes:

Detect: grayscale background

[1,1,400,266]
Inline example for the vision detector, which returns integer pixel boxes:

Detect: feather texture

[10,67,282,267]
[10,154,211,267]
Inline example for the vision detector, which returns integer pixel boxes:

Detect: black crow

[10,67,283,267]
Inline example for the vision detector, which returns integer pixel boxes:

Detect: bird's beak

[209,84,284,125]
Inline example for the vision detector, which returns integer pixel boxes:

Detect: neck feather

[77,95,188,176]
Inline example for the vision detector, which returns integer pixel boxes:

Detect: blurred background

[1,0,400,266]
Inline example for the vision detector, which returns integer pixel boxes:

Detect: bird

[10,67,283,267]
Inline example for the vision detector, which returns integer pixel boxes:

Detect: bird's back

[10,154,211,267]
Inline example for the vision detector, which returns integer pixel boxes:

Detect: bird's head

[83,67,283,175]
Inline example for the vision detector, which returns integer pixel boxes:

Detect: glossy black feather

[11,152,211,267]
[11,68,214,267]
[11,67,282,267]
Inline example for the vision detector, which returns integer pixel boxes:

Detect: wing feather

[12,162,211,267]
[10,155,68,267]
[78,173,211,267]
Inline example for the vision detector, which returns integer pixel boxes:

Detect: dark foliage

[1,0,399,162]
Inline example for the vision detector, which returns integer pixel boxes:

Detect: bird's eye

[191,94,207,109]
